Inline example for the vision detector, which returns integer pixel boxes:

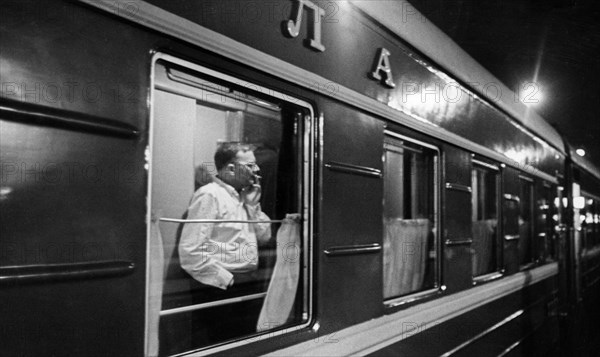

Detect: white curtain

[383,218,430,299]
[147,218,165,357]
[472,219,497,276]
[257,214,301,331]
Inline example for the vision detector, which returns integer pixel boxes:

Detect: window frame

[536,182,557,262]
[581,191,600,250]
[518,175,536,269]
[146,53,315,355]
[382,130,442,308]
[471,158,503,283]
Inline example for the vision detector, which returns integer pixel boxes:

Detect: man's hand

[241,184,262,206]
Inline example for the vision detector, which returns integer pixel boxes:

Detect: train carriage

[1,1,600,356]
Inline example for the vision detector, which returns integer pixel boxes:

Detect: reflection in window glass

[150,61,310,355]
[471,165,498,276]
[519,179,534,265]
[595,200,600,247]
[383,136,438,300]
[582,197,596,249]
[536,185,556,261]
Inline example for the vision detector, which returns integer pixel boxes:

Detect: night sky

[408,0,600,169]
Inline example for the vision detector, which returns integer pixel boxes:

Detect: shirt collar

[213,176,241,200]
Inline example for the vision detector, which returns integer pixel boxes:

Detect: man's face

[223,150,260,191]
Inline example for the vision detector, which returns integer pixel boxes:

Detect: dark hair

[214,142,255,170]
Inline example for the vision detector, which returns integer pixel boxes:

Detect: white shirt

[179,180,271,289]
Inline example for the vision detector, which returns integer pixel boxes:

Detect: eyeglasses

[237,161,259,171]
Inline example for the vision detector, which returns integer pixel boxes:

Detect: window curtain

[383,218,430,299]
[257,214,301,331]
[147,218,165,356]
[472,219,497,276]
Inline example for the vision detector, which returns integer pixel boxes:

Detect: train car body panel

[76,0,564,181]
[2,0,598,356]
[265,264,558,356]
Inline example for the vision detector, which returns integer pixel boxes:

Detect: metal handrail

[159,218,291,224]
[160,292,267,316]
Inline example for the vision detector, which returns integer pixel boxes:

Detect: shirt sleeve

[179,190,233,290]
[245,203,272,245]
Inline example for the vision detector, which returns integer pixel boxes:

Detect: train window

[518,177,535,266]
[148,58,312,355]
[592,198,598,248]
[536,184,557,261]
[591,199,600,246]
[382,134,439,301]
[581,195,598,249]
[471,162,499,277]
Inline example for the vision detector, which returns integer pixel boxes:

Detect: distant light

[573,196,585,209]
[504,149,526,163]
[518,82,543,106]
[576,149,586,157]
[0,187,12,201]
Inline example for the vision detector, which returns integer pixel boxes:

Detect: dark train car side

[1,1,599,356]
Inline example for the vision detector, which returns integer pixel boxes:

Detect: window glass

[471,164,499,276]
[150,61,311,355]
[595,201,600,247]
[536,185,556,261]
[383,136,438,300]
[583,197,595,249]
[519,179,534,265]
[595,200,600,247]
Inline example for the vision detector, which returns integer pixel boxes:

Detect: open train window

[471,160,500,278]
[147,55,312,356]
[382,132,439,303]
[518,177,535,267]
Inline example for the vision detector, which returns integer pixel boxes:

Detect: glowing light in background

[0,187,12,201]
[504,149,527,163]
[518,82,544,106]
[520,28,547,108]
[573,196,585,209]
[576,148,586,157]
